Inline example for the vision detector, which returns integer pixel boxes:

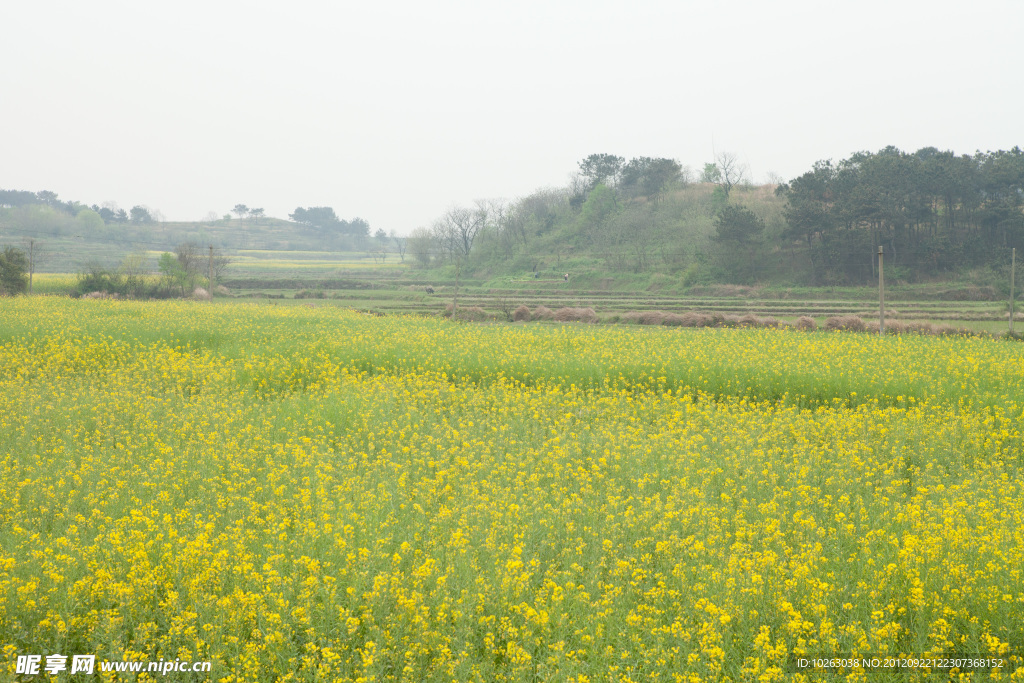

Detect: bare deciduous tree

[20,237,49,295]
[429,202,488,315]
[211,248,233,285]
[678,164,695,185]
[495,294,517,322]
[567,172,590,209]
[715,151,749,197]
[432,203,488,262]
[119,250,148,298]
[408,227,434,267]
[389,230,408,262]
[174,242,203,292]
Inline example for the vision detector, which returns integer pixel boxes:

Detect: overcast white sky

[2,0,1021,233]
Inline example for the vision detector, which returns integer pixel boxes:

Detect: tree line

[777,146,1024,284]
[73,243,233,298]
[0,189,159,225]
[287,206,369,238]
[410,146,1023,287]
[0,191,375,239]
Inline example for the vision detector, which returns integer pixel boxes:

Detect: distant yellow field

[231,251,402,271]
[134,249,400,273]
[236,250,369,258]
[231,260,394,270]
[28,273,77,294]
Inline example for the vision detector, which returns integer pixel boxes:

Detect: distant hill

[420,147,1024,289]
[0,204,378,273]
[4,145,1022,289]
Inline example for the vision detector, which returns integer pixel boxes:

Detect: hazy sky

[2,0,1022,233]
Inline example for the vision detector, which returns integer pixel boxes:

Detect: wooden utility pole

[451,257,462,316]
[208,245,214,292]
[27,239,34,294]
[878,245,885,335]
[1011,247,1016,334]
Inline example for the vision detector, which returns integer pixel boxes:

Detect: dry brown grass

[661,313,688,327]
[621,311,666,325]
[887,320,907,334]
[738,313,760,327]
[795,316,817,332]
[904,321,936,334]
[824,315,866,332]
[721,313,785,328]
[867,320,907,335]
[938,285,997,301]
[704,312,726,327]
[676,312,713,327]
[532,305,555,320]
[444,303,487,320]
[618,310,788,329]
[451,305,488,322]
[553,307,598,323]
[461,300,989,339]
[619,311,642,324]
[621,311,711,327]
[619,311,643,324]
[864,320,979,337]
[688,284,764,298]
[512,305,532,322]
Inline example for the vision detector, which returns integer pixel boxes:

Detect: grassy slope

[465,183,790,284]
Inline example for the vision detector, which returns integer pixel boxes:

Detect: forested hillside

[781,146,1024,284]
[419,147,1024,288]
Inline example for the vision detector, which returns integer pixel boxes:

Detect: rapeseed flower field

[1,298,1022,681]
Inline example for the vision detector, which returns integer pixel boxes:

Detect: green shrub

[0,246,29,295]
[75,264,126,296]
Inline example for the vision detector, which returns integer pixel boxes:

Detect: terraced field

[218,273,1016,333]
[21,245,1021,332]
